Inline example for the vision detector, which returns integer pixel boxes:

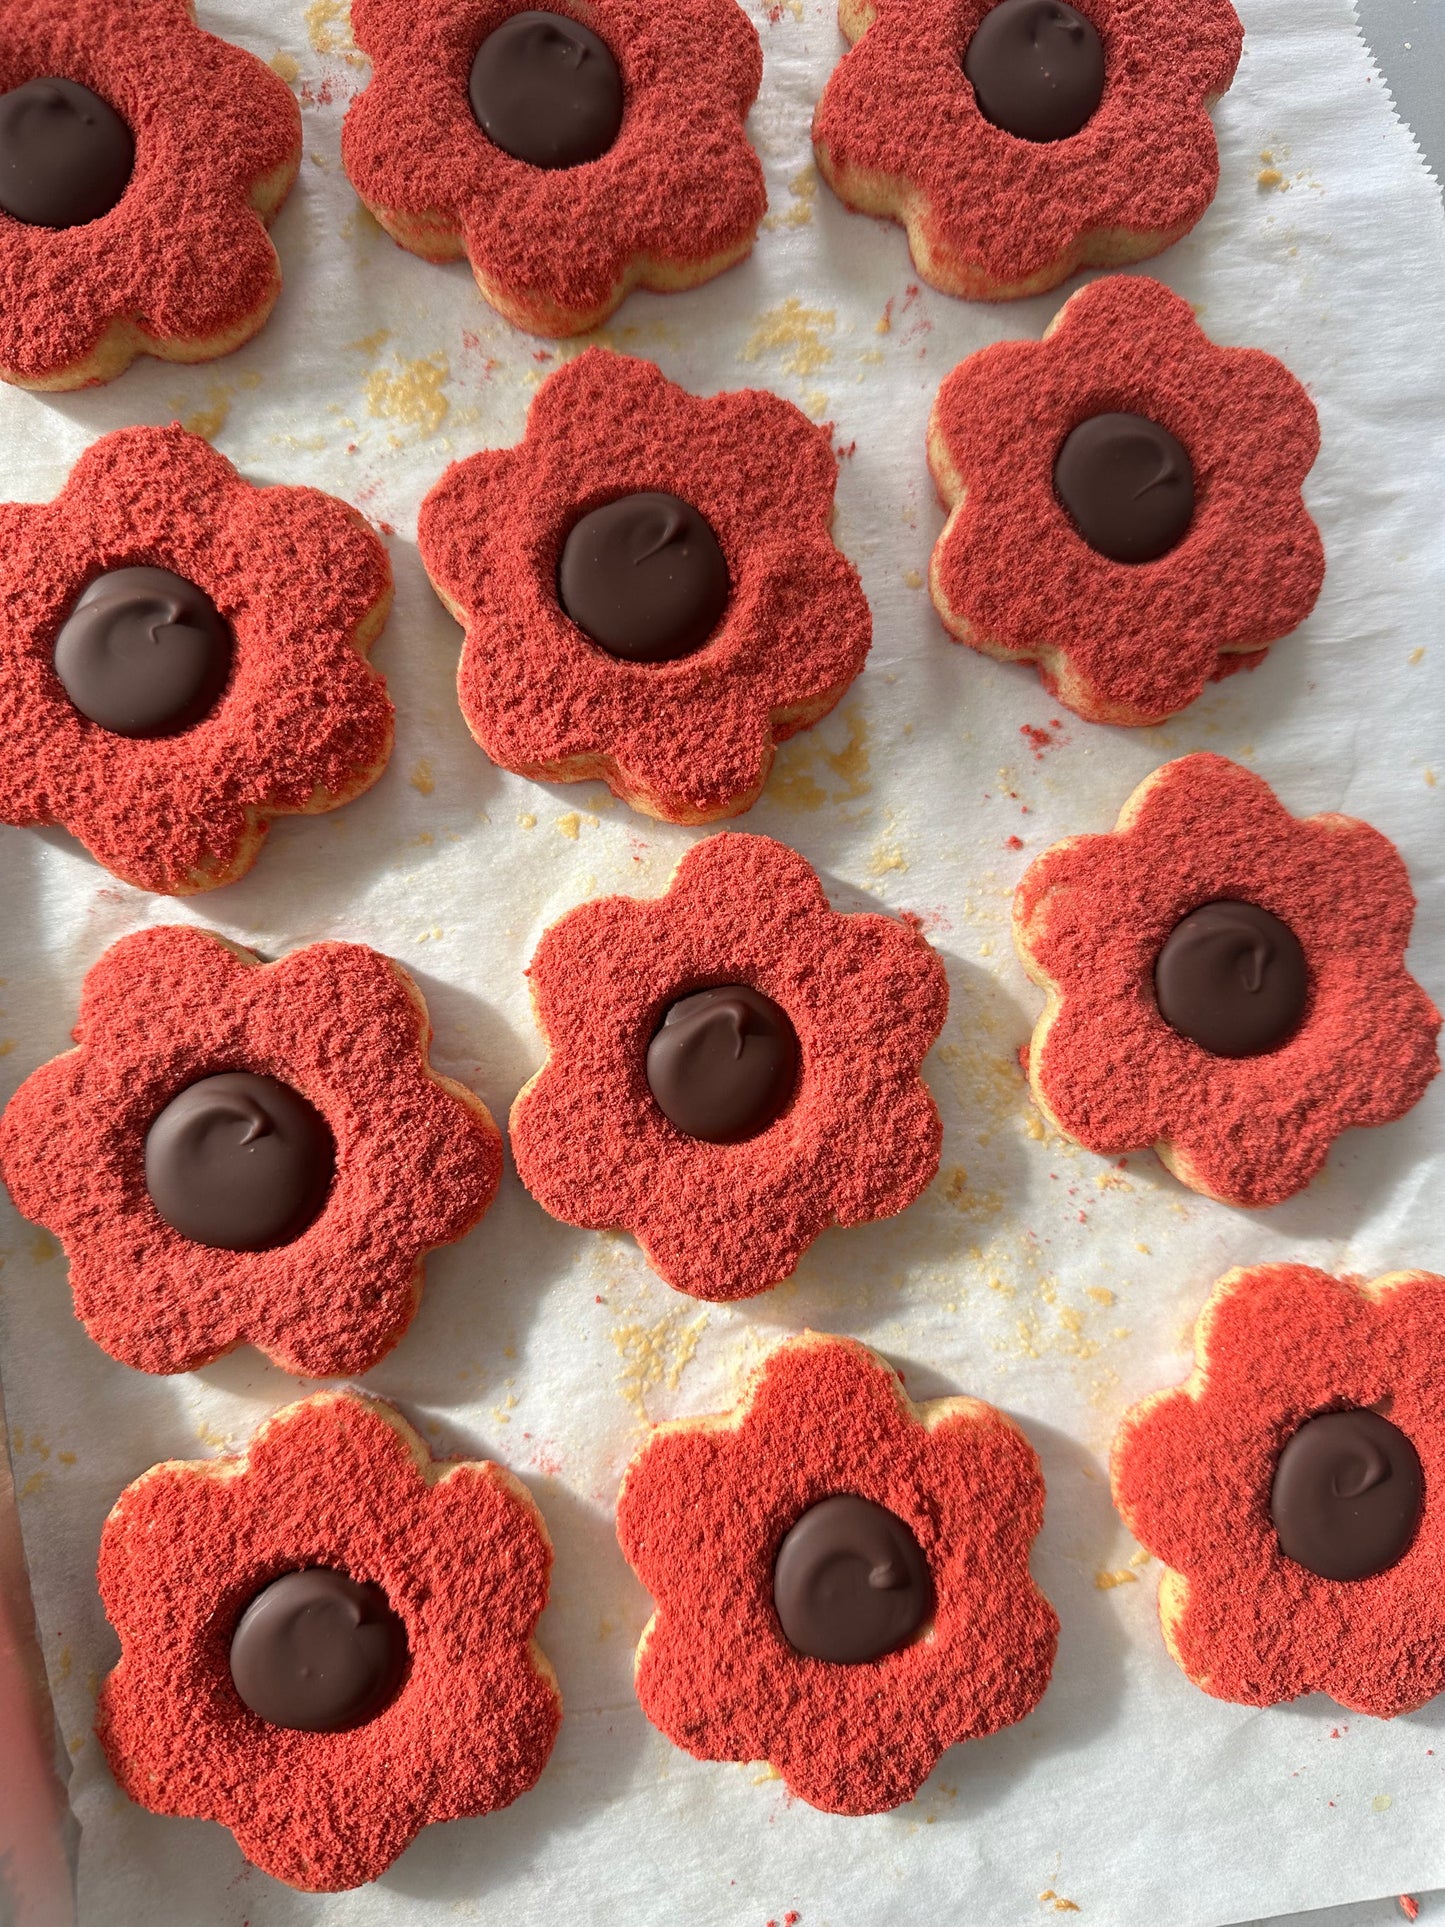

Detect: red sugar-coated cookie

[98,1390,561,1890]
[928,276,1326,725]
[419,350,872,823]
[341,0,767,338]
[616,1332,1058,1813]
[0,425,394,895]
[813,0,1242,301]
[0,927,502,1377]
[0,0,301,389]
[510,833,948,1299]
[1113,1264,1445,1716]
[1014,754,1441,1206]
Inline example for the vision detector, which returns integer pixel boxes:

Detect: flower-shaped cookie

[0,927,502,1376]
[0,425,394,894]
[342,0,767,337]
[929,276,1325,724]
[420,351,872,823]
[617,1333,1057,1813]
[0,0,300,388]
[99,1390,561,1890]
[510,834,948,1298]
[1014,754,1441,1206]
[813,0,1242,301]
[1114,1264,1445,1715]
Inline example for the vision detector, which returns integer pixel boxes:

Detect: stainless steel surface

[1358,0,1445,179]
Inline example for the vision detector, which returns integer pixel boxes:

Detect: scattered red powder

[0,0,299,384]
[0,425,394,893]
[617,1335,1057,1813]
[813,0,1241,299]
[1015,754,1440,1206]
[1005,835,1025,851]
[1114,1265,1445,1715]
[510,834,948,1300]
[98,1391,560,1890]
[929,277,1324,725]
[419,350,871,823]
[0,926,501,1375]
[342,0,766,334]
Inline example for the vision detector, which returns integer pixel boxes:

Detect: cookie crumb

[409,759,435,797]
[1257,167,1285,190]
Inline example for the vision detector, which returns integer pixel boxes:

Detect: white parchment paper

[2,2,1444,1923]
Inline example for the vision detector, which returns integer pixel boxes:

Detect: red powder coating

[510,833,948,1299]
[0,425,394,893]
[0,927,502,1375]
[813,0,1242,299]
[0,0,299,384]
[419,351,872,822]
[929,276,1325,724]
[1113,1265,1445,1716]
[98,1391,560,1891]
[341,0,766,333]
[1014,754,1440,1206]
[616,1333,1057,1813]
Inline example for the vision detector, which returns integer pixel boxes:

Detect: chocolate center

[1154,900,1308,1059]
[645,985,798,1144]
[1270,1409,1424,1582]
[773,1495,934,1664]
[229,1568,409,1732]
[964,0,1105,144]
[1053,412,1196,563]
[144,1072,336,1252]
[468,10,624,169]
[53,567,233,739]
[0,77,134,228]
[557,492,730,664]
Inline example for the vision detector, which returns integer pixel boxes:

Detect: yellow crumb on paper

[364,354,450,437]
[269,51,300,82]
[1094,1568,1138,1591]
[1425,768,1436,788]
[347,328,392,356]
[903,568,923,590]
[769,705,871,812]
[556,813,581,840]
[409,759,435,797]
[1039,1893,1081,1914]
[611,1310,709,1417]
[763,164,817,229]
[1086,1286,1115,1307]
[1408,646,1425,665]
[304,0,363,62]
[1129,1548,1152,1568]
[0,1039,14,1058]
[182,384,233,440]
[1373,1794,1394,1813]
[740,298,835,378]
[1257,168,1285,190]
[517,811,537,830]
[867,840,908,877]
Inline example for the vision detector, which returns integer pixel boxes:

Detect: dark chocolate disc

[964,0,1105,144]
[1053,412,1196,564]
[557,492,730,664]
[53,567,233,739]
[645,985,798,1144]
[0,78,134,229]
[773,1495,934,1664]
[144,1072,336,1252]
[1154,900,1309,1059]
[1270,1409,1424,1582]
[468,10,624,169]
[229,1568,409,1732]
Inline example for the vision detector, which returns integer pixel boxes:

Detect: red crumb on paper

[1399,1900,1419,1922]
